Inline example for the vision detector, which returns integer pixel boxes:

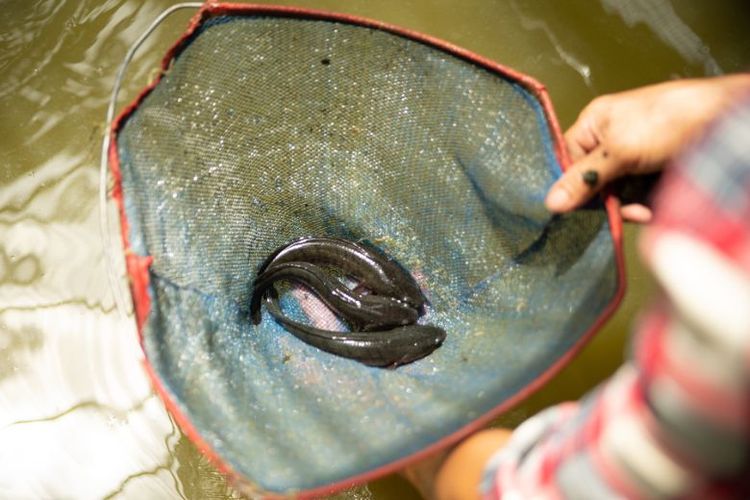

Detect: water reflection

[1,0,748,498]
[509,0,595,90]
[0,153,161,498]
[602,0,722,75]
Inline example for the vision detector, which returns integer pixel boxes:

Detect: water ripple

[602,0,723,76]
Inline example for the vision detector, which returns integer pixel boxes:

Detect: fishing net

[109,4,623,496]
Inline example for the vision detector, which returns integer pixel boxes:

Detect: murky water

[1,1,748,498]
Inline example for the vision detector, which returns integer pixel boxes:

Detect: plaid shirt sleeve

[481,99,750,500]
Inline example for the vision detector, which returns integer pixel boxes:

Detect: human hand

[401,428,513,500]
[545,74,750,222]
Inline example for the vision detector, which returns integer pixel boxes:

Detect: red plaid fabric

[482,100,750,499]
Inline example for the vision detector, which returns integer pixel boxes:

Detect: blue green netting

[115,13,618,494]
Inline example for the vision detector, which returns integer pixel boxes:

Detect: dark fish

[257,236,426,309]
[250,261,419,331]
[263,290,445,367]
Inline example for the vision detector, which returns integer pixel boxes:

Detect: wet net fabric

[115,13,619,494]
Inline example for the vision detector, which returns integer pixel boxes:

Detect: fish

[263,289,445,367]
[256,236,426,310]
[250,261,419,331]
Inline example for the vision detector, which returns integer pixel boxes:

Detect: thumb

[545,146,624,212]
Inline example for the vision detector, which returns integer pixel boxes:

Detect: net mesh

[114,12,619,494]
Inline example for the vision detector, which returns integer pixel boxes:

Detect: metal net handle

[98,3,204,322]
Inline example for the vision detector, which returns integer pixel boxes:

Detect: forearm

[402,429,512,500]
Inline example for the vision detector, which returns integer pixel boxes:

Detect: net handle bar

[98,3,203,321]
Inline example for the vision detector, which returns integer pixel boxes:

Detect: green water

[1,1,748,498]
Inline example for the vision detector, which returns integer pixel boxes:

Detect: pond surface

[1,0,748,498]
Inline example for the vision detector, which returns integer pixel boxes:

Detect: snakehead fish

[263,289,445,367]
[250,261,419,331]
[256,236,426,309]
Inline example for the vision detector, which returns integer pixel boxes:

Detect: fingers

[546,147,655,223]
[545,145,625,213]
[433,429,514,500]
[564,132,589,163]
[620,203,653,223]
[564,109,601,162]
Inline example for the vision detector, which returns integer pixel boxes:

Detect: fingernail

[545,186,571,211]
